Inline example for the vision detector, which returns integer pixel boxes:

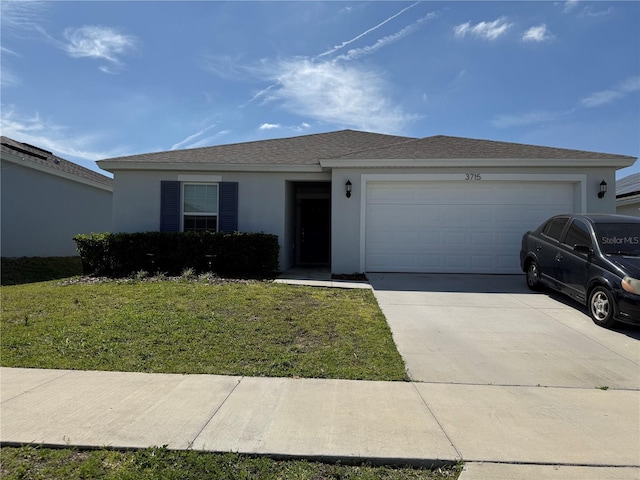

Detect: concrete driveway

[368,273,640,390]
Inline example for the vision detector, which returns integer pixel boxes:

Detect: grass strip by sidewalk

[1,278,408,381]
[0,446,462,480]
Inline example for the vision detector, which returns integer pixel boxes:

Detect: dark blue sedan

[520,214,640,327]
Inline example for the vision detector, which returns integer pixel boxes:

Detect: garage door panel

[365,181,575,273]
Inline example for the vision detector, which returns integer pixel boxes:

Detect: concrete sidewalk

[2,367,639,479]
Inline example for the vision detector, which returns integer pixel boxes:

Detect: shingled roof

[1,136,113,189]
[617,172,640,198]
[99,130,415,167]
[328,135,637,160]
[98,130,635,171]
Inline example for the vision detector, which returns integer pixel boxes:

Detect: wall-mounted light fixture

[598,180,607,198]
[345,180,352,198]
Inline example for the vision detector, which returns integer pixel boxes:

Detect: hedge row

[73,231,280,278]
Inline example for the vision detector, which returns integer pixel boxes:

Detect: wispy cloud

[259,123,281,130]
[580,76,640,108]
[1,46,22,87]
[204,3,426,134]
[170,124,219,150]
[200,54,247,80]
[0,106,127,168]
[454,17,513,41]
[335,12,437,61]
[251,58,416,134]
[317,2,420,58]
[62,25,138,73]
[493,76,640,128]
[563,0,579,13]
[258,122,311,133]
[522,24,553,42]
[580,5,613,17]
[176,130,231,149]
[0,1,48,34]
[562,1,613,18]
[0,68,21,88]
[1,46,21,57]
[492,110,560,128]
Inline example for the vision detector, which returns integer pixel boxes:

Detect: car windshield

[595,223,640,256]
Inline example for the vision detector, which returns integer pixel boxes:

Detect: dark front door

[299,198,331,264]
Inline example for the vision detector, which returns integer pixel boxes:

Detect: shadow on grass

[1,257,83,286]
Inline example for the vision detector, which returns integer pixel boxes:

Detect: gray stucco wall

[111,170,330,271]
[1,162,113,257]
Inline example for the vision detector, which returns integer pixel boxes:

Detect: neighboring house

[97,129,636,275]
[616,172,640,217]
[1,136,113,257]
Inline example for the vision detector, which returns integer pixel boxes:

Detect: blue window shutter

[219,182,238,232]
[160,181,180,232]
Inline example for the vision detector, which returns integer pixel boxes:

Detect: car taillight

[621,276,640,295]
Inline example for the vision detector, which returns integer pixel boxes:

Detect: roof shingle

[1,136,113,188]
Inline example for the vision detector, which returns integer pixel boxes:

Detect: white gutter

[320,157,637,169]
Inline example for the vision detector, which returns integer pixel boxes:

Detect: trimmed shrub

[73,231,279,278]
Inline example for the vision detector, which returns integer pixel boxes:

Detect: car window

[594,223,640,256]
[563,220,592,249]
[542,217,569,241]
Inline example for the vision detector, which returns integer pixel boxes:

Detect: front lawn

[1,277,408,381]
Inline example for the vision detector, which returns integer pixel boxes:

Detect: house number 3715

[465,173,482,181]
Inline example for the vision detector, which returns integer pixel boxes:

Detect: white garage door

[365,181,575,273]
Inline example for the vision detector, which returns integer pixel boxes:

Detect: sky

[1,0,639,179]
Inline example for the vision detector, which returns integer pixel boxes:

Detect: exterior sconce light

[345,180,352,198]
[598,180,607,199]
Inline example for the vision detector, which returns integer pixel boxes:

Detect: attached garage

[361,175,583,274]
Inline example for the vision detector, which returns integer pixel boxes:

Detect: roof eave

[616,193,640,207]
[97,161,324,174]
[320,157,637,169]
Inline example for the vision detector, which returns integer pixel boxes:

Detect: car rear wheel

[589,286,617,328]
[525,260,543,291]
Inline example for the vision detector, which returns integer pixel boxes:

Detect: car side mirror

[574,244,593,255]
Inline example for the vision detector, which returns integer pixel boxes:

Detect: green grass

[0,446,461,479]
[1,277,408,381]
[1,257,83,286]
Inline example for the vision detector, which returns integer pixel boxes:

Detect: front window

[183,183,218,232]
[595,223,640,256]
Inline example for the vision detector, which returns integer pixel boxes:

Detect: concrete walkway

[2,270,639,479]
